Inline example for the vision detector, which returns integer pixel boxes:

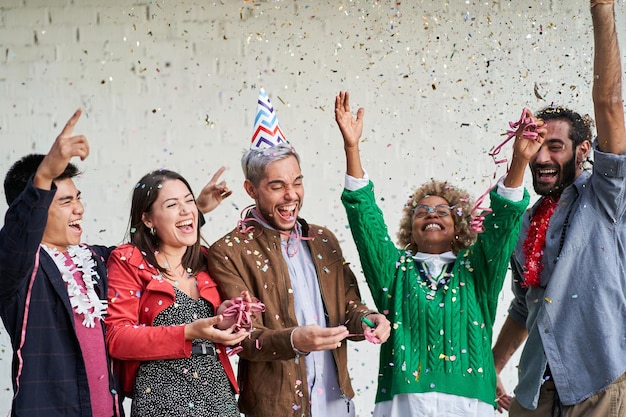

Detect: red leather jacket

[104,243,237,397]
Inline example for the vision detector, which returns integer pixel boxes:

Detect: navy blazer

[0,179,121,417]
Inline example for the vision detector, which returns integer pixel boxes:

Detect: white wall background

[1,1,624,415]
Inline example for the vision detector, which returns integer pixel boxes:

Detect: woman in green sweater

[335,91,540,416]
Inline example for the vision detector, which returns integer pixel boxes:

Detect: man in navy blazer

[0,109,122,417]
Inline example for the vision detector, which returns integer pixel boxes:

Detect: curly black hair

[535,106,594,147]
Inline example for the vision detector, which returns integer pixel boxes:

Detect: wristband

[290,328,310,356]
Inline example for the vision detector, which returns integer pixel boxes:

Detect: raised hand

[335,91,366,178]
[335,91,365,148]
[196,166,233,214]
[503,108,547,188]
[34,109,88,190]
[512,108,546,162]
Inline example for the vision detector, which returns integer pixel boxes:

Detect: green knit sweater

[341,181,529,407]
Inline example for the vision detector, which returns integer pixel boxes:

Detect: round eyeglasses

[413,204,454,218]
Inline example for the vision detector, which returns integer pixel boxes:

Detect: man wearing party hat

[207,88,390,417]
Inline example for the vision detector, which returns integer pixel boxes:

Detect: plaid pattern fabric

[0,179,121,417]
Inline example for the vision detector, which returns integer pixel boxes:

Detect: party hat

[250,88,288,150]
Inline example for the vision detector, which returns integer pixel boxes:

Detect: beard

[531,152,577,196]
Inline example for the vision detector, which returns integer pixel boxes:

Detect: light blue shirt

[509,143,626,409]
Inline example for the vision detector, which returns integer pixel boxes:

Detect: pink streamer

[363,328,382,344]
[222,296,266,330]
[237,205,312,257]
[237,204,259,234]
[471,108,538,232]
[346,329,382,345]
[488,107,539,166]
[221,296,266,357]
[469,184,495,233]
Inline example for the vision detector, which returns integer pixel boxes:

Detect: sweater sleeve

[341,181,402,313]
[105,246,191,361]
[468,188,530,325]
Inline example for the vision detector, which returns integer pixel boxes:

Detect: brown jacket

[207,215,372,417]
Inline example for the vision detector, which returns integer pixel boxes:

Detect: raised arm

[335,91,365,178]
[591,1,626,154]
[0,109,88,300]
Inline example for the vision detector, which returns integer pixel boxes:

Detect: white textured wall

[1,1,624,415]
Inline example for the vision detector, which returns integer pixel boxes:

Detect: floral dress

[131,288,239,417]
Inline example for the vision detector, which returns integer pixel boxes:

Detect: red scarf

[522,196,559,288]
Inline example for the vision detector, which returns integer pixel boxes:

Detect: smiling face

[530,119,590,196]
[244,155,303,232]
[41,178,84,251]
[141,179,198,253]
[411,195,456,254]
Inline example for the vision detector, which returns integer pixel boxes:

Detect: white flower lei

[42,244,108,328]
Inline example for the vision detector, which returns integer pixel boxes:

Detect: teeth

[538,169,557,175]
[425,223,442,231]
[68,220,82,226]
[278,205,296,212]
[176,220,193,227]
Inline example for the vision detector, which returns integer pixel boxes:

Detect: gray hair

[241,144,301,186]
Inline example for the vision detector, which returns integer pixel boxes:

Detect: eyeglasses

[413,204,454,218]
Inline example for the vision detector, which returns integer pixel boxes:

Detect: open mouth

[277,204,297,221]
[536,168,558,182]
[424,223,442,231]
[68,219,82,232]
[175,219,194,233]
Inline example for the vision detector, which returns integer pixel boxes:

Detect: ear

[141,212,153,229]
[243,179,257,201]
[576,140,591,164]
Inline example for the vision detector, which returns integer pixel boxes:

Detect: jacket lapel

[38,248,75,320]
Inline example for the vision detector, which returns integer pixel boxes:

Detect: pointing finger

[60,108,83,138]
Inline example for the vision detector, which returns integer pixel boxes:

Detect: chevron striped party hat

[250,88,288,151]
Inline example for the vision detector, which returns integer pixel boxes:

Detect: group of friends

[0,2,624,417]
